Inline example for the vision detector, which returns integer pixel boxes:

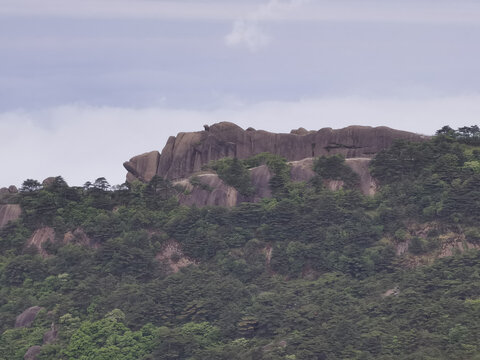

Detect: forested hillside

[1,126,480,360]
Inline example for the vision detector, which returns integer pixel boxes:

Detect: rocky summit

[124,122,427,182]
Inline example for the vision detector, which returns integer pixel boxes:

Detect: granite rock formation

[174,174,239,207]
[125,123,427,182]
[15,306,44,328]
[124,150,160,183]
[43,323,58,345]
[0,204,22,229]
[27,227,56,258]
[0,185,18,197]
[175,157,377,208]
[24,346,42,360]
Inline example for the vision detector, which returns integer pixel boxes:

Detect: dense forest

[1,126,480,359]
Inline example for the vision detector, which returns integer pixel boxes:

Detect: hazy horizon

[1,0,479,187]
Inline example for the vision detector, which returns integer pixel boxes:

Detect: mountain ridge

[124,122,428,182]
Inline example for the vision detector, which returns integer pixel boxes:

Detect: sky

[1,0,479,187]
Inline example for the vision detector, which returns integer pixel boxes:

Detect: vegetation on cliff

[1,126,480,359]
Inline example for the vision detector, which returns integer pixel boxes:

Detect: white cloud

[225,20,271,51]
[1,94,479,188]
[225,0,308,51]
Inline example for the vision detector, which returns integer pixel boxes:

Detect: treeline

[0,126,479,359]
[436,125,480,145]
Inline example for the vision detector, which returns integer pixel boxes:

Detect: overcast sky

[1,0,479,187]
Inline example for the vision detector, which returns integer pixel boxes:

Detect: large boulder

[24,346,42,360]
[0,204,21,228]
[124,150,160,182]
[289,158,316,182]
[15,306,44,328]
[0,185,18,198]
[125,123,427,181]
[43,323,58,345]
[174,173,239,207]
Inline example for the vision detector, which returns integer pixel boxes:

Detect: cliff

[0,204,21,229]
[124,122,427,182]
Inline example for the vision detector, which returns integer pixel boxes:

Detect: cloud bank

[1,94,479,188]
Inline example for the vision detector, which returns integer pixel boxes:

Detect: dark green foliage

[207,153,292,197]
[437,124,480,145]
[370,133,480,226]
[313,154,359,188]
[1,126,480,359]
[208,157,255,196]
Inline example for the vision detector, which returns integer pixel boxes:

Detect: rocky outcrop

[15,306,44,328]
[24,346,42,360]
[43,323,58,345]
[289,158,316,182]
[175,174,239,207]
[0,185,18,198]
[125,123,427,181]
[21,322,58,360]
[63,228,98,248]
[124,150,160,182]
[345,158,377,195]
[27,227,55,257]
[155,240,195,273]
[42,177,56,187]
[250,165,273,201]
[0,204,21,228]
[174,157,377,207]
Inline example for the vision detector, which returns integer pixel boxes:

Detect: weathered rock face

[27,227,55,258]
[345,158,377,196]
[174,157,377,208]
[289,157,377,194]
[24,346,42,360]
[174,173,239,207]
[124,150,160,182]
[43,324,58,345]
[250,165,272,201]
[289,158,316,182]
[15,306,44,328]
[125,122,427,181]
[0,204,21,228]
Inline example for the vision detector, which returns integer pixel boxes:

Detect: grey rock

[43,323,58,345]
[125,122,427,182]
[124,150,160,183]
[15,306,43,328]
[24,346,42,360]
[0,204,21,229]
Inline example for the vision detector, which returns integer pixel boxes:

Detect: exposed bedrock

[24,346,42,360]
[124,150,160,182]
[15,306,44,328]
[176,157,377,208]
[124,122,427,182]
[0,204,21,229]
